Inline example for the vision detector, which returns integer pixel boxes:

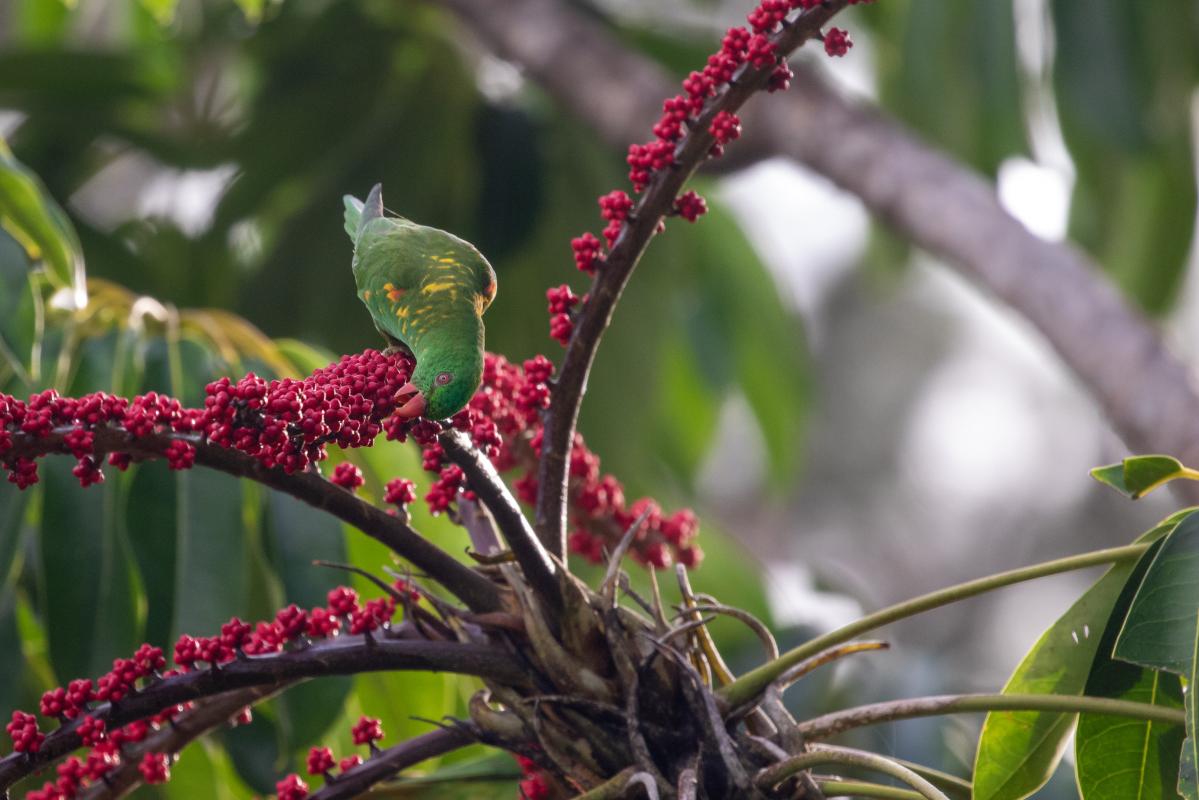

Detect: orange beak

[393,381,426,418]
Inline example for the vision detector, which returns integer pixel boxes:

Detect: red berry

[823,27,852,57]
[351,715,384,746]
[330,462,364,491]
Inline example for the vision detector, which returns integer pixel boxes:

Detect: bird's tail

[341,183,384,244]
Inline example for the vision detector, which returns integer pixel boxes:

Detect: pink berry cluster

[0,350,413,490]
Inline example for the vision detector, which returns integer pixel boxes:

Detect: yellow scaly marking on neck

[422,282,456,294]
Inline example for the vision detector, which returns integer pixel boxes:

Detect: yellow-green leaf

[1090,455,1199,499]
[0,138,84,307]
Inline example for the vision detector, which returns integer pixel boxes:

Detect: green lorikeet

[343,184,497,421]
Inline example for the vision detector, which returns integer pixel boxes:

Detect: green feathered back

[342,184,496,420]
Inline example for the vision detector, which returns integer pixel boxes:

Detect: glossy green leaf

[1090,455,1197,499]
[1182,738,1197,800]
[972,512,1183,800]
[1051,0,1199,314]
[686,199,809,486]
[1182,679,1198,800]
[219,708,286,795]
[873,0,1027,174]
[173,469,249,637]
[1113,512,1199,675]
[265,491,351,748]
[39,459,141,681]
[0,138,84,306]
[1075,534,1183,800]
[0,583,25,718]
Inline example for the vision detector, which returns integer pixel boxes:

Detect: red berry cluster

[276,773,310,800]
[350,715,384,747]
[6,710,43,753]
[383,477,416,506]
[673,191,708,222]
[0,350,412,490]
[546,285,582,346]
[554,0,865,350]
[415,354,702,569]
[330,462,365,491]
[5,584,402,798]
[516,754,552,800]
[138,752,171,784]
[823,26,852,56]
[200,349,412,474]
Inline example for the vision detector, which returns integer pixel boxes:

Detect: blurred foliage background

[0,0,1196,796]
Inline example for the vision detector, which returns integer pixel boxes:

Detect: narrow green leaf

[972,513,1183,800]
[1183,654,1198,800]
[219,709,285,794]
[1181,738,1197,800]
[0,587,25,717]
[0,138,84,306]
[173,469,249,637]
[265,491,351,748]
[1113,512,1199,674]
[1075,535,1184,800]
[39,459,140,681]
[1090,455,1194,499]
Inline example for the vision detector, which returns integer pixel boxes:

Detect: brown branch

[0,635,522,792]
[307,725,476,800]
[441,0,1199,484]
[520,0,851,558]
[5,425,504,613]
[438,429,562,613]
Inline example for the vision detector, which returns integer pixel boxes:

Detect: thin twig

[794,692,1187,741]
[758,744,949,800]
[719,543,1150,709]
[307,725,477,800]
[438,429,561,613]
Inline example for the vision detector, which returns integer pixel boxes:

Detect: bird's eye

[435,372,453,386]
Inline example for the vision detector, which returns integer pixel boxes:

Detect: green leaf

[173,469,249,637]
[972,513,1183,800]
[265,491,351,748]
[138,0,178,25]
[1090,455,1197,499]
[686,199,809,486]
[39,459,141,681]
[0,138,84,307]
[234,0,265,23]
[1182,739,1197,800]
[1113,512,1199,675]
[1075,534,1184,800]
[219,709,286,795]
[1182,680,1198,800]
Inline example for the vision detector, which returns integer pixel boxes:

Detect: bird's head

[393,345,483,422]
